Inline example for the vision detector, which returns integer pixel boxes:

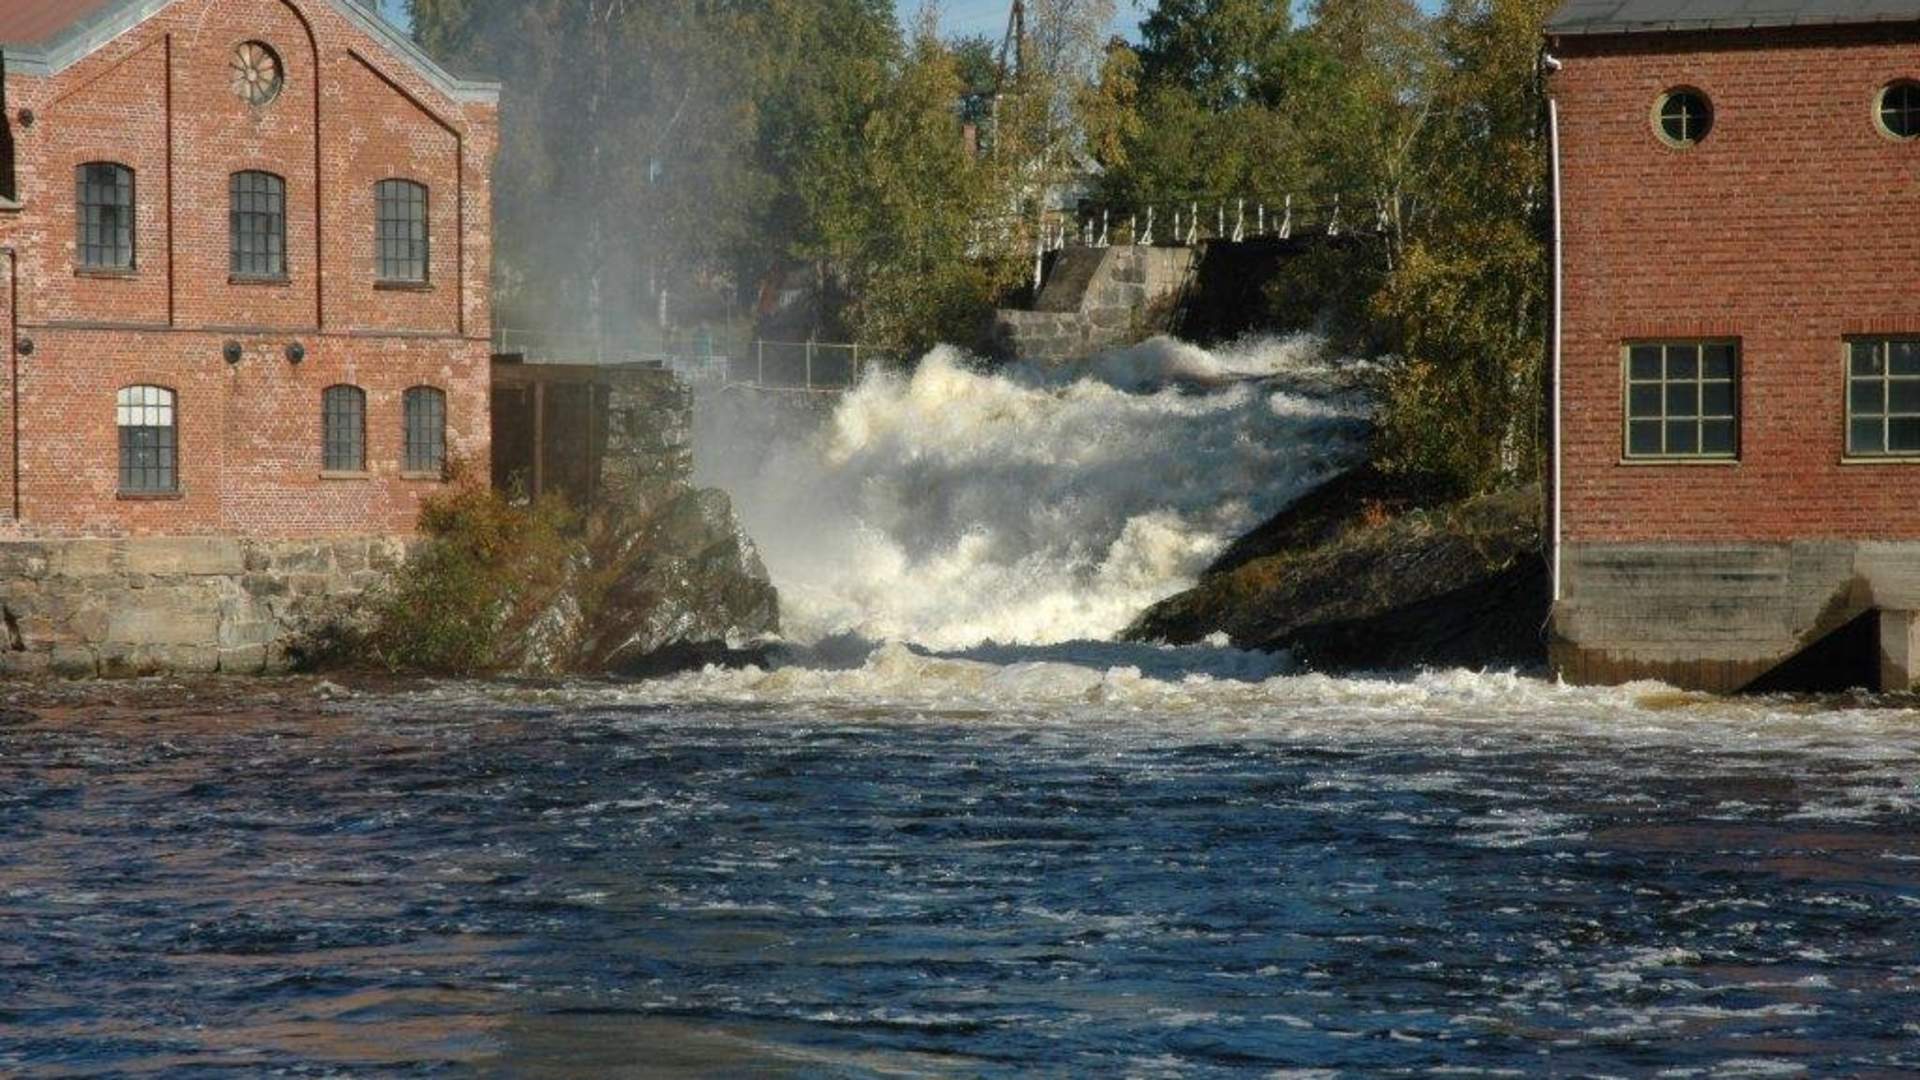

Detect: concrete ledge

[1553,539,1920,691]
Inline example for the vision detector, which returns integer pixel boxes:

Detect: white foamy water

[696,334,1369,649]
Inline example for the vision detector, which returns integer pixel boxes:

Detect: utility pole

[996,0,1027,91]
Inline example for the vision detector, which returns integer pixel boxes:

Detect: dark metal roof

[1547,0,1920,34]
[0,0,496,102]
[0,0,123,46]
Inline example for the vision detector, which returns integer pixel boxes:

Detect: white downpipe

[1549,95,1565,604]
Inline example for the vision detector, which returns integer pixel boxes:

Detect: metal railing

[734,340,899,393]
[492,327,886,394]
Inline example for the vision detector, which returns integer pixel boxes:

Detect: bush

[357,476,578,675]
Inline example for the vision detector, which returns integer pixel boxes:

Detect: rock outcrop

[1125,468,1548,672]
[507,368,779,676]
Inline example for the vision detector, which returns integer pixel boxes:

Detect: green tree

[1137,0,1293,109]
[1094,0,1318,212]
[809,30,1027,352]
[1369,0,1553,494]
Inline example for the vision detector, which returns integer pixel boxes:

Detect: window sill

[320,470,370,480]
[230,274,290,286]
[1616,457,1739,467]
[75,267,137,280]
[399,470,445,481]
[1840,456,1920,465]
[117,490,183,501]
[374,279,433,292]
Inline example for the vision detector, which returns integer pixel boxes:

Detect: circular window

[230,41,284,107]
[1879,81,1920,139]
[1653,88,1712,148]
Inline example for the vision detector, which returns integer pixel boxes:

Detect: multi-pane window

[76,162,134,270]
[230,170,286,278]
[375,179,428,283]
[1846,339,1920,456]
[117,385,177,493]
[1624,341,1738,459]
[322,385,366,472]
[403,386,446,474]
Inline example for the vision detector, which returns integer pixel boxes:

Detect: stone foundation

[990,246,1197,363]
[0,536,407,678]
[1551,540,1920,691]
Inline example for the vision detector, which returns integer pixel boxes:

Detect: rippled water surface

[2,669,1918,1076]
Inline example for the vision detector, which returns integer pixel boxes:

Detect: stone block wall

[0,535,406,677]
[990,246,1197,363]
[603,368,694,499]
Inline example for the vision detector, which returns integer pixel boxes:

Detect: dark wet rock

[609,639,779,679]
[511,483,779,678]
[576,487,780,674]
[1125,470,1547,672]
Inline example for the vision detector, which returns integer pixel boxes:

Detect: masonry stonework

[1549,19,1920,690]
[991,246,1195,363]
[0,534,406,676]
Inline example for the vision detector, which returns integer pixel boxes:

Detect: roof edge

[1548,11,1920,35]
[1,0,498,105]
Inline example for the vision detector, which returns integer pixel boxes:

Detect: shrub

[357,474,578,675]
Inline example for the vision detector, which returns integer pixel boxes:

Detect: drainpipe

[2,246,16,522]
[1546,71,1564,605]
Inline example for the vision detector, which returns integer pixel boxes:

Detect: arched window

[117,385,177,493]
[322,385,366,472]
[403,386,446,475]
[374,179,428,283]
[77,162,134,270]
[229,170,286,279]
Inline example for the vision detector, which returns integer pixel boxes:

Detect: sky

[903,1,1145,40]
[369,1,1143,43]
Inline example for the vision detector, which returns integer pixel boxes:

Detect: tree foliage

[1368,0,1554,494]
[1091,0,1553,496]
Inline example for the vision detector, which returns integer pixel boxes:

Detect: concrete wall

[989,246,1196,363]
[0,535,406,677]
[1551,540,1920,691]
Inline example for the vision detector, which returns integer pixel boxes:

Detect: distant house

[1547,0,1920,690]
[0,0,498,539]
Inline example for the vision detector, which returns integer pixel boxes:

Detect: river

[2,668,1917,1075]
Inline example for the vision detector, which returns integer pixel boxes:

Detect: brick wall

[0,0,496,539]
[1553,24,1920,544]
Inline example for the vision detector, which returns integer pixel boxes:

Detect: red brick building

[1547,0,1920,690]
[0,0,497,540]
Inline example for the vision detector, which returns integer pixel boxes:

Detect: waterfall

[695,334,1371,650]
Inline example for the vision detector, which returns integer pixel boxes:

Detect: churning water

[695,335,1369,648]
[5,339,1918,1075]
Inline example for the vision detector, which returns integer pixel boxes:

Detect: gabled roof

[1548,0,1920,34]
[0,0,497,103]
